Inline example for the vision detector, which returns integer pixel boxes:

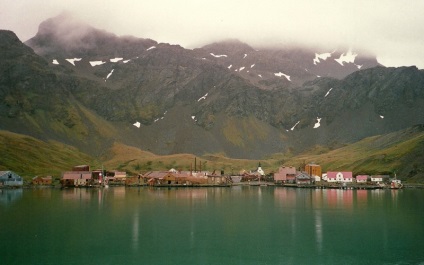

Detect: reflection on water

[132,211,139,250]
[0,189,22,205]
[1,187,421,265]
[315,210,323,254]
[62,188,93,201]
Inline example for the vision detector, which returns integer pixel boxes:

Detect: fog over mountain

[1,0,424,69]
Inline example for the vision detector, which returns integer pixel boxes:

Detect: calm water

[1,186,423,265]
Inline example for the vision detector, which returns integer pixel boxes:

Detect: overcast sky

[1,0,424,68]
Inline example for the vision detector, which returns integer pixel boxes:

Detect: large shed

[0,171,23,187]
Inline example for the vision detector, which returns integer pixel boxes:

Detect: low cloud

[1,0,424,68]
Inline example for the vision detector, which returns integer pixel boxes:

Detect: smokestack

[194,157,197,172]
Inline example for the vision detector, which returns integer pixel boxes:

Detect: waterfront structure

[356,175,368,183]
[61,171,93,187]
[305,163,322,178]
[274,166,297,183]
[105,171,126,185]
[370,175,389,183]
[326,172,353,183]
[295,173,312,185]
[0,171,23,187]
[32,176,52,186]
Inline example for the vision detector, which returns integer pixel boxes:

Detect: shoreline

[2,182,424,190]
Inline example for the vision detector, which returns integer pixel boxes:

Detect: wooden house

[370,175,389,183]
[206,171,230,185]
[296,173,312,185]
[61,171,93,187]
[356,175,369,183]
[327,172,353,183]
[105,171,127,185]
[0,171,23,187]
[305,163,322,177]
[273,166,297,183]
[32,176,52,186]
[125,175,143,186]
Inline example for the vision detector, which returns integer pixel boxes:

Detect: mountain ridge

[0,14,423,164]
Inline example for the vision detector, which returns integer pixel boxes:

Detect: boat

[390,173,403,189]
[390,179,403,189]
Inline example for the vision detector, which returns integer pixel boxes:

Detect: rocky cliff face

[1,14,423,159]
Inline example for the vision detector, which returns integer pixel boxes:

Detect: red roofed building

[326,171,353,183]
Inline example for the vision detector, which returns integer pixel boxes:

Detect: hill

[1,125,423,182]
[0,13,423,173]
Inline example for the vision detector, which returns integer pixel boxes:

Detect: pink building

[274,166,297,183]
[326,171,353,183]
[356,175,368,183]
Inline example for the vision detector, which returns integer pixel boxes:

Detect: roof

[143,171,174,179]
[296,173,311,179]
[327,171,353,178]
[62,171,92,179]
[0,171,22,180]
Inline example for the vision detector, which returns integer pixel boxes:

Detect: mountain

[1,13,423,166]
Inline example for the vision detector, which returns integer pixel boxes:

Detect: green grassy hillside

[1,125,423,182]
[283,125,424,182]
[0,130,94,179]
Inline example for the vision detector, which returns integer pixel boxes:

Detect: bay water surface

[1,186,423,265]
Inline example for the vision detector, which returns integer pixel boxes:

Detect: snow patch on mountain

[228,64,232,69]
[110,58,123,63]
[90,61,105,66]
[52,59,59,65]
[380,115,384,119]
[313,52,332,65]
[243,54,247,59]
[355,64,363,69]
[258,74,262,78]
[335,50,357,66]
[324,88,333,97]
[106,69,114,81]
[291,121,300,131]
[251,64,255,68]
[239,66,245,72]
[198,93,208,102]
[123,59,131,63]
[133,121,141,128]
[274,72,291,81]
[66,58,81,66]
[313,117,322,128]
[210,53,227,58]
[146,46,156,51]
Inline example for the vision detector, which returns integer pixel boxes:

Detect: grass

[1,126,423,182]
[0,130,94,179]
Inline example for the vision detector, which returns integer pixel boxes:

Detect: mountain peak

[201,39,255,54]
[25,12,157,58]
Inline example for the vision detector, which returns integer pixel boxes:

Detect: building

[61,171,93,187]
[370,175,389,183]
[0,171,23,187]
[296,173,312,185]
[105,171,126,185]
[326,172,353,183]
[274,166,297,183]
[32,176,52,186]
[356,175,369,183]
[305,163,322,178]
